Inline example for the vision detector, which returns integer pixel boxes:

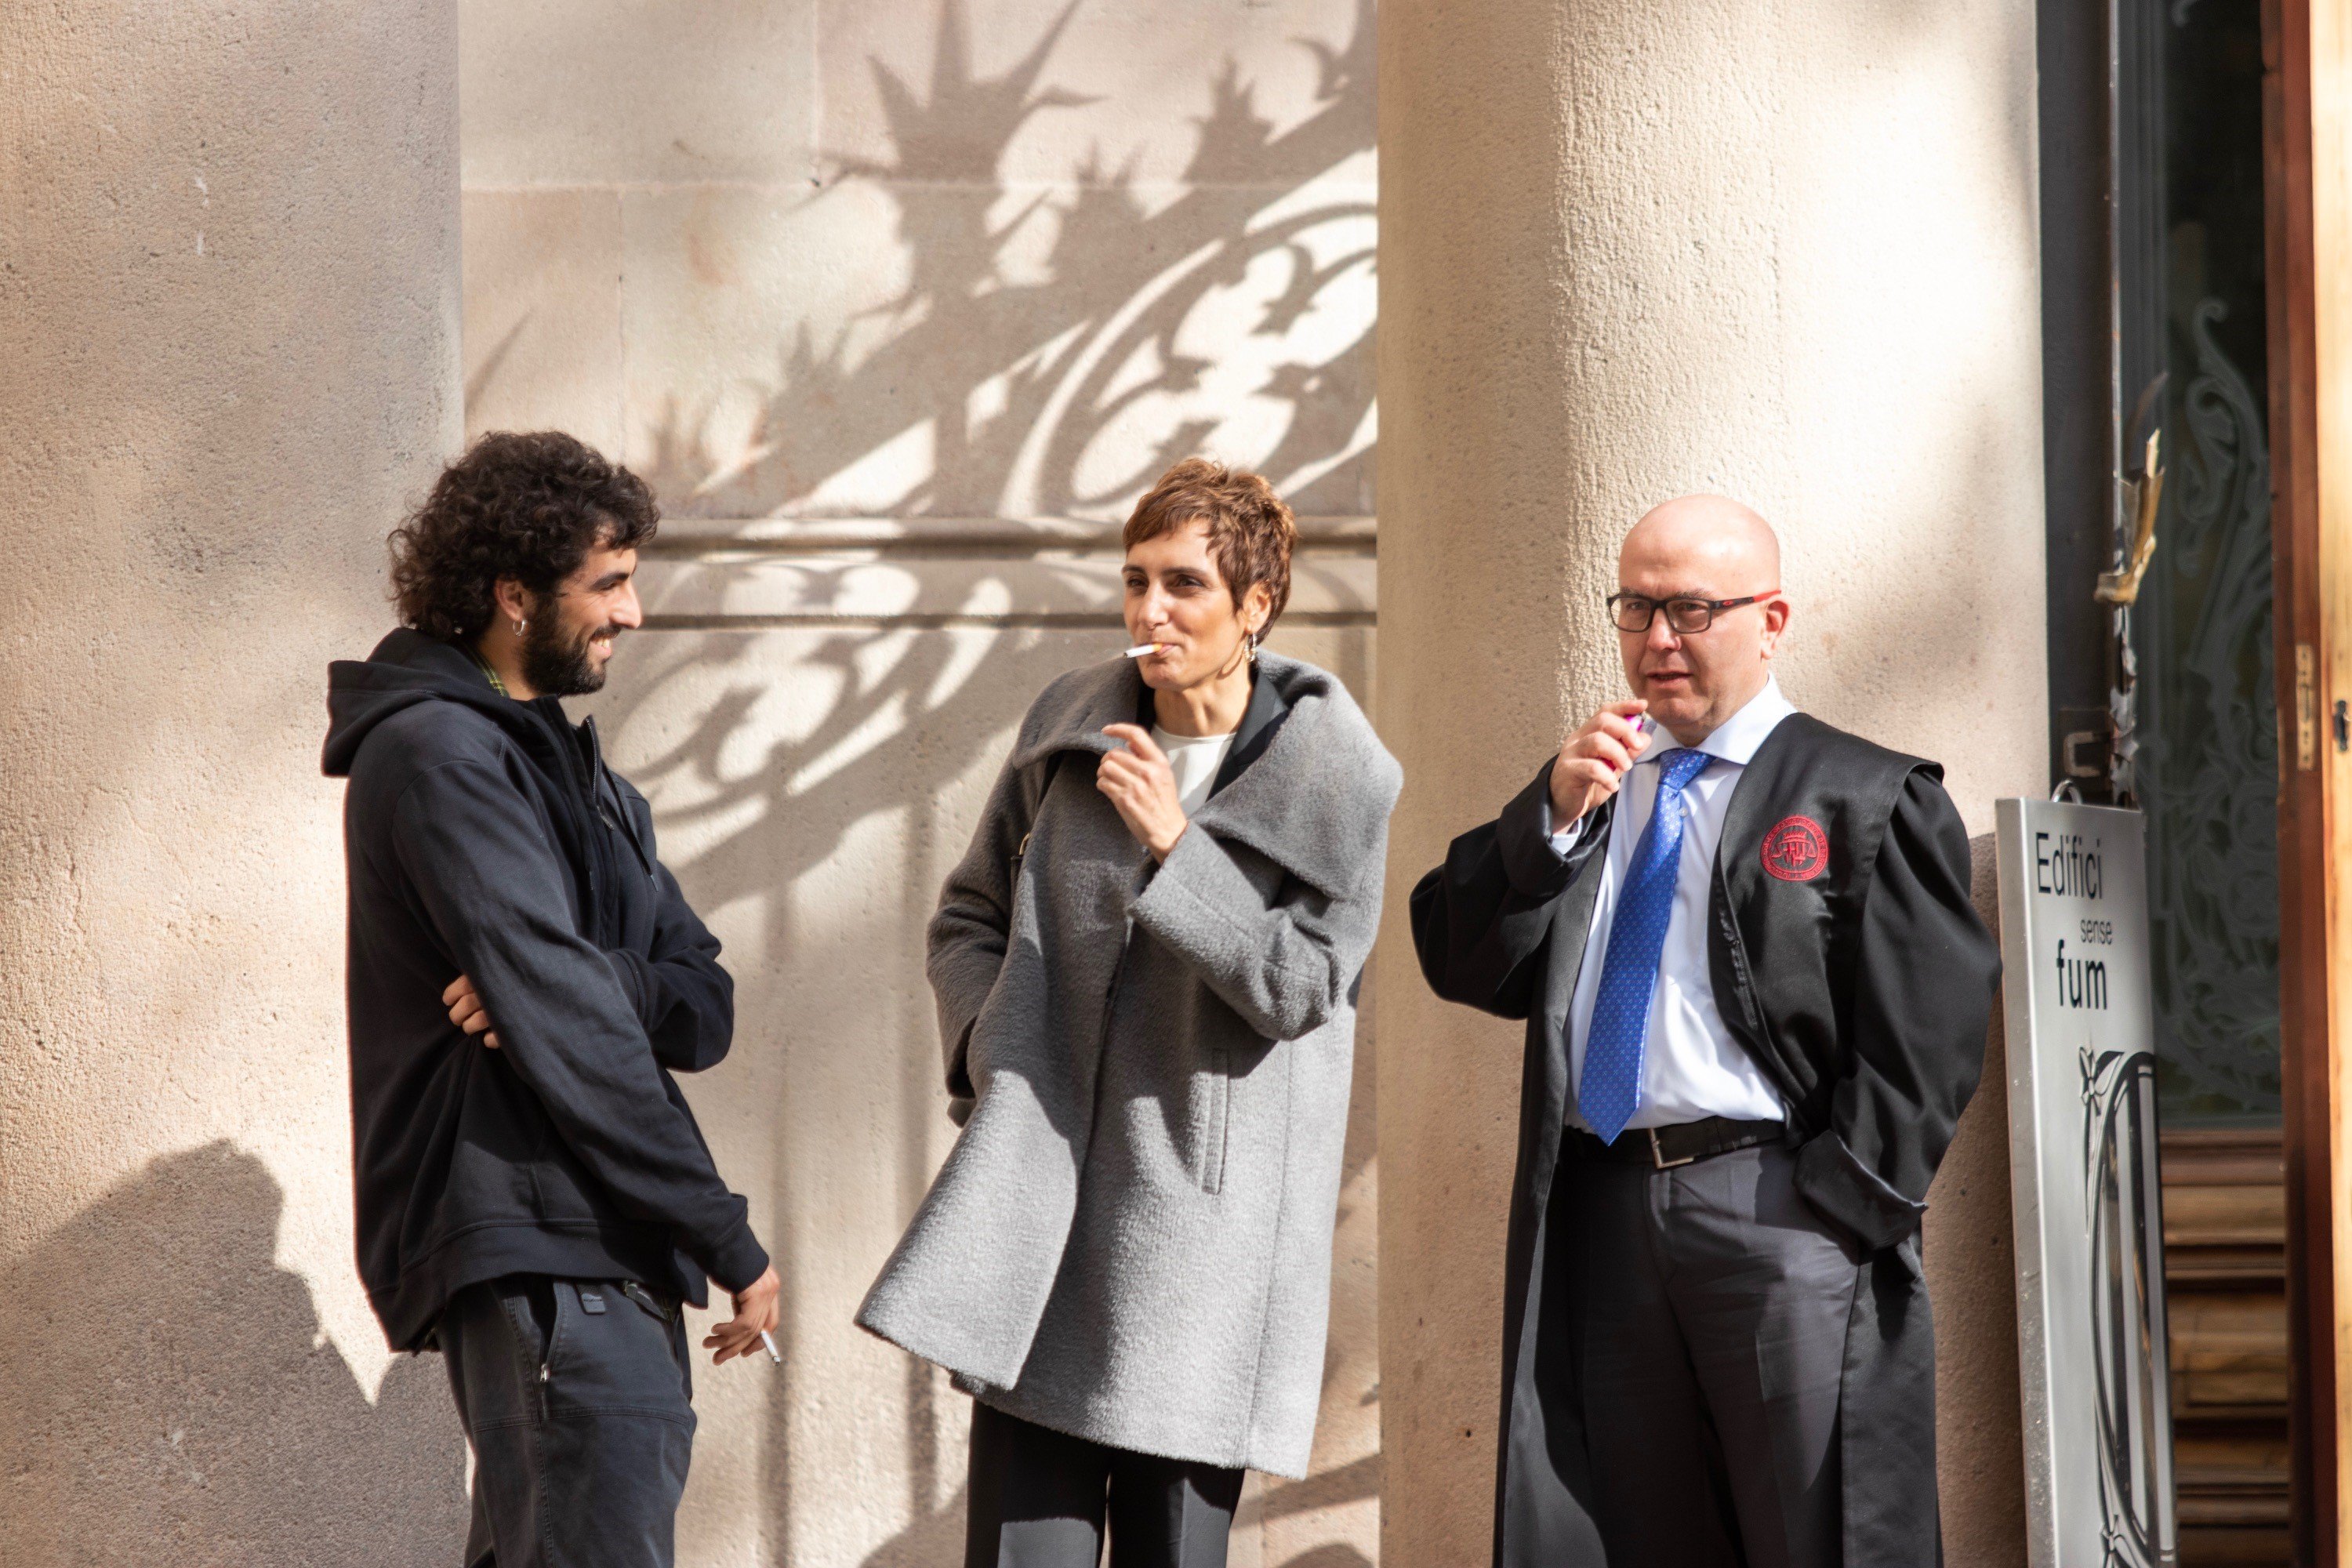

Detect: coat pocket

[1195,1045,1233,1195]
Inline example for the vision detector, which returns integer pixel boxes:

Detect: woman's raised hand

[1098,724,1189,861]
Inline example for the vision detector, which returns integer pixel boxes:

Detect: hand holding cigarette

[1548,699,1651,829]
[703,1263,782,1366]
[1097,724,1188,861]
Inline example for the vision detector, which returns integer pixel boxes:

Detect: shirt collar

[1633,673,1795,768]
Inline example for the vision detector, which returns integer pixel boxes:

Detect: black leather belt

[1561,1116,1787,1170]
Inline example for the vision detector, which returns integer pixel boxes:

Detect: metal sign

[1995,799,2176,1567]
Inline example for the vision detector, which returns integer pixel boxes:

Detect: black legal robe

[1409,713,2000,1568]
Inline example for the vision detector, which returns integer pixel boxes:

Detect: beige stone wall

[0,1,2054,1561]
[460,2,1381,1563]
[0,2,464,1562]
[1374,0,2043,1562]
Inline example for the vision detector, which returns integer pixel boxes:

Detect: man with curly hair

[323,430,779,1568]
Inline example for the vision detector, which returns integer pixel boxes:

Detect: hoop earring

[514,618,528,635]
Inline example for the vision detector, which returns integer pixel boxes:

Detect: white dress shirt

[1548,676,1798,1130]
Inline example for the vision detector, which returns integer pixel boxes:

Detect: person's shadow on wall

[0,1142,467,1567]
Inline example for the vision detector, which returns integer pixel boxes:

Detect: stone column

[0,3,463,1561]
[1374,2,2045,1562]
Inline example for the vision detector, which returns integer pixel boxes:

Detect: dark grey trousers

[964,1400,1245,1568]
[439,1276,696,1568]
[1523,1138,1859,1568]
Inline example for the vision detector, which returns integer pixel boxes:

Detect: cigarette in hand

[1124,644,1163,659]
[1620,713,1650,771]
[759,1330,782,1365]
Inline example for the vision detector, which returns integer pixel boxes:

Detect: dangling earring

[1246,630,1261,665]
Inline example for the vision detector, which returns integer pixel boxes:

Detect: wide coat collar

[1008,652,1395,899]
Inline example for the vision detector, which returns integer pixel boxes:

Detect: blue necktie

[1578,747,1712,1143]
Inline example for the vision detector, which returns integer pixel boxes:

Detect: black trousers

[964,1401,1246,1568]
[1511,1139,1859,1568]
[439,1276,697,1568]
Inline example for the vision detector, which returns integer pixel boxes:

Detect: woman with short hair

[859,457,1401,1567]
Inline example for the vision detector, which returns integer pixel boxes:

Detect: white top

[1152,724,1239,818]
[1547,676,1798,1130]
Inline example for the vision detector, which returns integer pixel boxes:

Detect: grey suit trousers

[1515,1137,1860,1568]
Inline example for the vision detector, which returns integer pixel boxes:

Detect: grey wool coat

[856,652,1400,1479]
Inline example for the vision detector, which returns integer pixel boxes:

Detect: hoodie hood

[324,628,546,778]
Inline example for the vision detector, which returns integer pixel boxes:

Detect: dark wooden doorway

[2260,0,2343,1561]
[2036,0,2342,1559]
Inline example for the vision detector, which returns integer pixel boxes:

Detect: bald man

[1409,496,1998,1568]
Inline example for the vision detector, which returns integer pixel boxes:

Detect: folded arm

[603,850,735,1073]
[394,760,769,1292]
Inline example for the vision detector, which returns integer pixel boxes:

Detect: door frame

[2263,0,2349,1556]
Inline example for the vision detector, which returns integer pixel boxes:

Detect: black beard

[519,614,615,697]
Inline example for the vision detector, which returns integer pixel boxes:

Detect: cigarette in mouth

[1124,644,1163,659]
[760,1330,782,1365]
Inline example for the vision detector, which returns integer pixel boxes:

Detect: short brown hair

[1121,458,1297,627]
[389,431,660,641]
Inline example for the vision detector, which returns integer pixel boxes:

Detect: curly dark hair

[388,431,660,640]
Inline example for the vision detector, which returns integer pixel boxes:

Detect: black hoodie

[325,630,768,1351]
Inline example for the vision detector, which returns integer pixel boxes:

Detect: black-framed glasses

[1606,591,1777,634]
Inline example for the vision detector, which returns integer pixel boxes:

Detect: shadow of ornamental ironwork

[634,0,1376,524]
[573,3,1382,1563]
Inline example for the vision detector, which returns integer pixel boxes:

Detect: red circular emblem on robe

[1762,816,1829,882]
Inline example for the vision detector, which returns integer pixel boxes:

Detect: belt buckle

[1648,1127,1697,1171]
